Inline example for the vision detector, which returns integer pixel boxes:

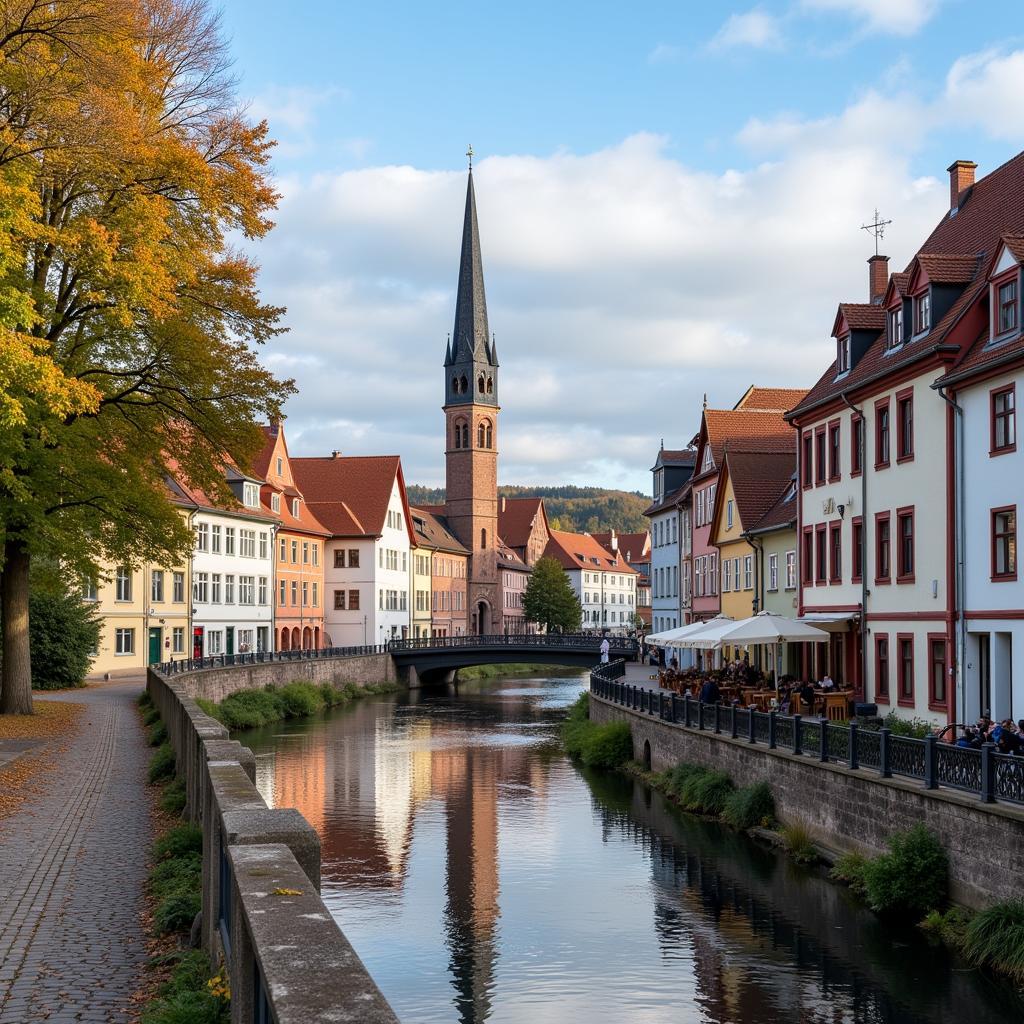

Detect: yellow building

[86,513,193,677]
[710,450,796,665]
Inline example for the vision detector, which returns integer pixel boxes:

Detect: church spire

[449,163,492,366]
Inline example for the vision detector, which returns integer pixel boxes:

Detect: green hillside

[406,485,650,534]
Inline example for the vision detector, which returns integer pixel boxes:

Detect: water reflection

[245,675,1024,1024]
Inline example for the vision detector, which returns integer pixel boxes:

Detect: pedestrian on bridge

[600,635,610,664]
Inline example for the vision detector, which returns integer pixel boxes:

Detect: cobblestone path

[0,679,153,1023]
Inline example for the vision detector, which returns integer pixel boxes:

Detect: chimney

[331,450,342,459]
[610,529,618,552]
[500,496,506,512]
[868,254,889,304]
[948,160,977,215]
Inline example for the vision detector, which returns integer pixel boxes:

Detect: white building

[643,448,695,635]
[292,454,414,645]
[172,467,276,657]
[543,529,637,634]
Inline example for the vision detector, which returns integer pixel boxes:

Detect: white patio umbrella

[718,611,830,685]
[646,619,724,648]
[674,615,741,650]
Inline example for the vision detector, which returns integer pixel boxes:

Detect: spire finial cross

[466,144,474,171]
[860,208,892,256]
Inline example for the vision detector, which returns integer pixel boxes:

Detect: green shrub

[277,681,324,718]
[154,950,213,999]
[28,588,100,689]
[138,690,154,709]
[154,885,201,934]
[663,763,706,798]
[216,688,283,730]
[830,852,869,897]
[340,682,361,701]
[195,697,222,721]
[141,989,228,1024]
[142,706,161,727]
[962,899,1024,984]
[882,712,933,739]
[148,721,168,747]
[680,769,734,815]
[862,824,948,916]
[722,782,775,830]
[154,823,203,861]
[148,743,176,784]
[159,777,187,816]
[580,722,633,769]
[781,823,819,865]
[150,853,202,900]
[921,906,973,948]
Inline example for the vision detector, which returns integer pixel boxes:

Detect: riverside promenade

[0,679,152,1023]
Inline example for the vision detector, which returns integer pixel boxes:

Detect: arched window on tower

[486,376,493,394]
[451,376,459,395]
[485,423,492,448]
[478,422,485,448]
[478,374,485,394]
[481,528,487,550]
[461,423,469,448]
[459,375,467,394]
[454,419,467,448]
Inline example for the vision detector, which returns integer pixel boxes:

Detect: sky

[218,0,1024,494]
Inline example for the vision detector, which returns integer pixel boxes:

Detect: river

[243,671,1024,1024]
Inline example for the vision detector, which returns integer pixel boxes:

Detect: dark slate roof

[446,170,496,368]
[644,481,690,517]
[410,506,468,556]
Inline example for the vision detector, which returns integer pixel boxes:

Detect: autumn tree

[522,557,582,634]
[0,0,294,713]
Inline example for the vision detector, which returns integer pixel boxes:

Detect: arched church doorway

[476,600,491,636]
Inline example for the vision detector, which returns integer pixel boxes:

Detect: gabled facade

[498,497,550,567]
[644,448,695,635]
[409,505,469,638]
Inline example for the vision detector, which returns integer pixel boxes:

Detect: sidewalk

[0,677,153,1023]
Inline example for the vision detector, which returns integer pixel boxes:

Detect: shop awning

[797,612,858,633]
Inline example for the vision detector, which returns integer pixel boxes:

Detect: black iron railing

[589,666,1024,808]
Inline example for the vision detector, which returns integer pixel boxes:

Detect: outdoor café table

[823,691,853,721]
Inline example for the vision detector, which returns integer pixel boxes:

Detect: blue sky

[218,1,1024,493]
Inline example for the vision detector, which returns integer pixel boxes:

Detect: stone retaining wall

[590,694,1024,909]
[147,666,399,1024]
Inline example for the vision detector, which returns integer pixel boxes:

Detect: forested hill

[405,485,651,534]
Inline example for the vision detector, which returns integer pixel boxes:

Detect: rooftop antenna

[466,144,474,171]
[861,208,892,256]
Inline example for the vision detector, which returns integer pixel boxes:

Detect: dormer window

[271,493,281,514]
[914,291,931,334]
[276,457,283,475]
[292,498,300,517]
[837,333,851,374]
[243,482,259,508]
[998,279,1018,334]
[888,307,903,350]
[701,447,713,472]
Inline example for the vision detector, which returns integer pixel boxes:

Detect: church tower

[444,157,500,634]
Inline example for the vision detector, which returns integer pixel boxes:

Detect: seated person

[956,726,979,748]
[798,681,816,713]
[819,672,835,690]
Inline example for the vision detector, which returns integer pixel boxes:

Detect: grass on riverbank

[138,690,229,1024]
[195,679,400,731]
[561,693,633,769]
[455,663,585,681]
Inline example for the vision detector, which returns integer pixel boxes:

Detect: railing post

[657,692,664,718]
[714,703,721,735]
[980,742,996,803]
[879,727,892,778]
[819,719,829,762]
[793,714,802,755]
[848,721,859,770]
[768,711,777,749]
[684,694,692,728]
[670,693,678,723]
[748,709,756,744]
[730,704,738,739]
[697,700,705,731]
[924,734,938,789]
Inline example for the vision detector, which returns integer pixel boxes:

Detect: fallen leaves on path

[0,699,84,739]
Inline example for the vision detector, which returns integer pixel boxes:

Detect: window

[929,636,947,708]
[991,385,1016,454]
[481,528,487,550]
[225,575,234,603]
[195,522,209,551]
[115,566,132,602]
[851,415,864,476]
[115,628,135,655]
[785,551,796,589]
[829,522,842,583]
[292,498,300,518]
[837,333,851,374]
[240,529,256,558]
[802,528,814,585]
[851,517,864,583]
[888,306,903,349]
[312,545,319,567]
[302,541,310,564]
[347,588,359,610]
[225,527,235,555]
[208,630,223,655]
[173,572,184,603]
[290,580,298,605]
[151,571,164,603]
[259,532,268,559]
[998,279,1018,334]
[211,573,221,603]
[723,558,732,592]
[875,512,891,583]
[768,553,778,591]
[992,506,1017,579]
[875,400,890,468]
[279,579,286,605]
[291,540,298,563]
[276,456,283,476]
[702,447,713,472]
[239,577,255,605]
[334,589,345,610]
[896,390,914,461]
[302,581,309,607]
[259,577,268,605]
[815,524,827,584]
[815,427,826,485]
[875,635,890,703]
[348,548,359,568]
[801,433,813,489]
[271,493,281,513]
[194,572,208,602]
[243,482,259,508]
[898,635,914,705]
[897,507,915,582]
[211,524,221,553]
[743,555,752,590]
[334,549,344,568]
[726,500,733,530]
[828,422,841,481]
[172,627,184,654]
[914,291,931,334]
[82,577,98,602]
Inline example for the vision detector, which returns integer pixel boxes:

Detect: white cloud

[709,9,784,51]
[944,48,1024,141]
[248,85,347,159]
[801,0,940,36]
[647,43,683,65]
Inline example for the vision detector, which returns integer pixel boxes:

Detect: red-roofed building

[292,454,415,645]
[543,529,637,633]
[251,423,331,651]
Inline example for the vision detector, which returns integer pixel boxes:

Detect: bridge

[156,633,641,684]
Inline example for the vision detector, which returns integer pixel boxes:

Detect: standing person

[600,635,610,665]
[699,676,721,705]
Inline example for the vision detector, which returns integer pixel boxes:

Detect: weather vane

[466,144,474,170]
[861,208,892,256]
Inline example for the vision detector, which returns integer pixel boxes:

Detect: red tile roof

[700,407,801,476]
[838,303,886,331]
[1001,234,1024,263]
[734,386,812,412]
[916,253,980,285]
[166,458,275,523]
[794,149,1024,420]
[291,455,411,541]
[497,497,549,549]
[749,482,797,534]
[544,530,638,574]
[716,450,796,537]
[592,531,650,563]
